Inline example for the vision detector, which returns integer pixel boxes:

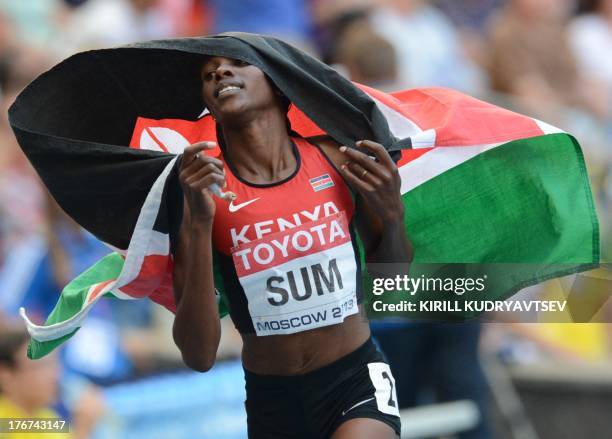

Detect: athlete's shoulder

[302,135,344,170]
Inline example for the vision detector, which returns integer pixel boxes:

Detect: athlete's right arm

[172,142,225,372]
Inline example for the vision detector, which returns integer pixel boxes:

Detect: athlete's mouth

[215,83,244,98]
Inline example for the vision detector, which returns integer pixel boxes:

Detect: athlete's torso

[212,137,365,339]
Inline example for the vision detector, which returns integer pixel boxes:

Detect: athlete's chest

[212,144,354,254]
[211,139,360,336]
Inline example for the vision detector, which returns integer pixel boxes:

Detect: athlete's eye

[234,59,249,67]
[203,71,215,81]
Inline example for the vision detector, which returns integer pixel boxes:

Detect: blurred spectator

[57,0,174,55]
[0,324,105,439]
[63,0,202,38]
[311,5,371,65]
[569,0,612,118]
[0,61,48,272]
[0,144,45,264]
[434,0,504,34]
[434,0,505,72]
[156,0,210,37]
[333,23,399,91]
[0,10,54,109]
[0,0,60,46]
[0,325,69,438]
[487,0,607,119]
[310,0,374,56]
[370,0,488,94]
[207,0,313,47]
[311,0,375,25]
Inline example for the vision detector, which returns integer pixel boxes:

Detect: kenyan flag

[19,85,599,359]
[362,87,599,318]
[8,34,598,359]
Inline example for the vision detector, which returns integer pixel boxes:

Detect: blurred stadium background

[0,1,610,438]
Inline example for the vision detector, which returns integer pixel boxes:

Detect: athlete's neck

[222,114,296,184]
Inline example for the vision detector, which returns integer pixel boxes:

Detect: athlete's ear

[274,88,291,113]
[266,76,290,108]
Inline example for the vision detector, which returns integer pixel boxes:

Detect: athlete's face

[200,56,281,123]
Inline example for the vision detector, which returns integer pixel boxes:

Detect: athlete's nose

[213,63,235,81]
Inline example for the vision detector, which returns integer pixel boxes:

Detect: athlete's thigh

[331,418,398,439]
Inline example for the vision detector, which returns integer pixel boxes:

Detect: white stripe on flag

[371,96,423,139]
[21,158,177,342]
[533,118,564,135]
[399,143,503,194]
[409,129,437,149]
[113,158,176,290]
[370,95,437,149]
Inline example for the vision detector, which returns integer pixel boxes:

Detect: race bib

[231,211,358,335]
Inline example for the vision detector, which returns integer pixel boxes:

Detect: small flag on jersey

[310,174,335,192]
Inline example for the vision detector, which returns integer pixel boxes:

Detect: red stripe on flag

[388,88,544,146]
[120,254,171,299]
[149,272,176,313]
[88,279,115,304]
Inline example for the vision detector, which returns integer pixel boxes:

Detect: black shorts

[243,337,401,438]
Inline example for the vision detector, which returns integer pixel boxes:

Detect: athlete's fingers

[340,161,376,195]
[344,161,383,186]
[183,172,224,194]
[184,172,225,190]
[181,152,224,175]
[356,140,396,171]
[191,173,226,193]
[180,156,224,183]
[183,163,225,186]
[339,145,390,180]
[181,142,217,170]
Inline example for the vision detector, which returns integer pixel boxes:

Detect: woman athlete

[172,55,412,438]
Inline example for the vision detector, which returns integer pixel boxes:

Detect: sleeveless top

[212,137,363,335]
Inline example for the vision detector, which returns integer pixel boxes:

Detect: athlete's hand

[338,140,404,224]
[179,142,225,222]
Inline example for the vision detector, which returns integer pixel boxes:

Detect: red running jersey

[212,137,363,335]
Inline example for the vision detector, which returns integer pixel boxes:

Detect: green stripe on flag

[27,252,124,359]
[28,251,232,360]
[405,133,598,264]
[367,133,599,319]
[27,330,79,362]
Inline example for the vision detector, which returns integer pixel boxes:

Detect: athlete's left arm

[314,137,413,268]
